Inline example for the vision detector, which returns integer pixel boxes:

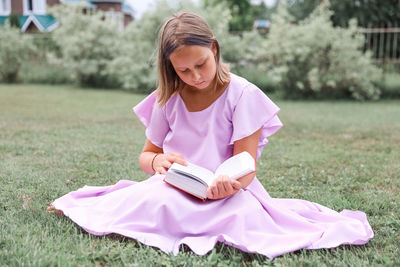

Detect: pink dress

[52,74,373,258]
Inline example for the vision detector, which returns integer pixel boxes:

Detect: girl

[49,11,373,258]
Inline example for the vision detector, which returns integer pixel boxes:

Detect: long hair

[156,11,230,106]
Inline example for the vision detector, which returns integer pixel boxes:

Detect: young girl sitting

[49,11,373,258]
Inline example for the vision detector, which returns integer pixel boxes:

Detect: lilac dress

[52,74,373,258]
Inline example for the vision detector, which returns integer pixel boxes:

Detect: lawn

[0,84,399,266]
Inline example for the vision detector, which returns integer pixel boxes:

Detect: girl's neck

[179,78,230,112]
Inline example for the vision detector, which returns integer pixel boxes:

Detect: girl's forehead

[169,45,211,63]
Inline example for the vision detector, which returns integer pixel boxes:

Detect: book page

[215,152,256,180]
[169,162,215,186]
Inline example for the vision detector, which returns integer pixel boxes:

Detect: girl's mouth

[195,81,205,86]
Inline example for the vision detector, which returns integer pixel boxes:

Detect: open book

[164,151,256,201]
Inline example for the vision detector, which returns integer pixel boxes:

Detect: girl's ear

[212,41,218,57]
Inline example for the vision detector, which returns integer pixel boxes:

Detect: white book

[164,152,256,201]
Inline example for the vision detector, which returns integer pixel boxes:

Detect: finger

[159,167,167,175]
[206,187,214,199]
[174,157,187,166]
[232,180,242,190]
[155,165,167,175]
[222,176,234,194]
[216,179,225,196]
[167,153,187,166]
[161,160,172,170]
[211,184,219,198]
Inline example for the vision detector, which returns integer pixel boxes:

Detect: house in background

[0,0,134,33]
[253,19,270,34]
[62,0,135,28]
[0,0,59,32]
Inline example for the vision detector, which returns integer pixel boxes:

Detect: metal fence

[359,25,400,64]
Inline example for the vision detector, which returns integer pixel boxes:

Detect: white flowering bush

[48,4,122,88]
[254,4,382,100]
[106,1,175,92]
[47,0,259,92]
[46,0,382,99]
[0,23,36,82]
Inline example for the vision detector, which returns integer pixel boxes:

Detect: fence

[359,25,400,64]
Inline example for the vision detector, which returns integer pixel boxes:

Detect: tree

[287,0,400,27]
[252,1,275,20]
[205,0,254,31]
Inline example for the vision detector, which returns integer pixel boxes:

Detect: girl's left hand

[206,175,241,200]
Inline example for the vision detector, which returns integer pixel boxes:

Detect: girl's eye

[196,62,205,68]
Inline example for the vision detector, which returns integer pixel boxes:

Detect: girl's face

[169,44,217,91]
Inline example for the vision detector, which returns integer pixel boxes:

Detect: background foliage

[0,23,35,83]
[49,4,122,88]
[0,0,399,99]
[287,0,400,27]
[253,3,382,100]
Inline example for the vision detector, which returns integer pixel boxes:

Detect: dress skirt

[52,175,373,259]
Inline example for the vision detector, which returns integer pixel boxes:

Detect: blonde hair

[156,11,230,106]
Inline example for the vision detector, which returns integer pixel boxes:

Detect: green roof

[0,15,29,27]
[34,15,57,30]
[0,16,7,25]
[20,16,29,27]
[122,2,134,14]
[0,15,57,32]
[63,0,134,16]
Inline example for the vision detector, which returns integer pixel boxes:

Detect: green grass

[0,84,399,266]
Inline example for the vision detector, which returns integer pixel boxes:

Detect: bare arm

[139,139,187,175]
[207,128,261,199]
[233,128,261,188]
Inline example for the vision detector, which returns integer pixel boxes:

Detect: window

[35,0,46,13]
[0,0,11,15]
[27,0,33,11]
[24,0,46,14]
[105,11,124,30]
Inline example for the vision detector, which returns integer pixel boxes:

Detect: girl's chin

[192,81,209,89]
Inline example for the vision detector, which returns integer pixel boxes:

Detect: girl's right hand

[152,152,187,174]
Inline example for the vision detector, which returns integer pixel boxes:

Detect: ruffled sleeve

[230,84,283,158]
[133,91,170,148]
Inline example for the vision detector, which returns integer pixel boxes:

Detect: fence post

[393,23,398,60]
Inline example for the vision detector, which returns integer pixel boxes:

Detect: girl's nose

[192,70,201,81]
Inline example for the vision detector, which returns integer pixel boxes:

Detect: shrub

[48,4,122,88]
[20,60,72,85]
[235,65,277,92]
[254,3,382,100]
[0,23,36,83]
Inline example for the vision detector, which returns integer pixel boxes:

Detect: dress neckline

[178,76,232,114]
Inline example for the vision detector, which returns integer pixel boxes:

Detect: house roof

[22,15,58,32]
[122,2,134,16]
[0,16,8,25]
[62,0,134,16]
[0,15,58,32]
[61,0,96,8]
[1,0,133,32]
[254,19,270,29]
